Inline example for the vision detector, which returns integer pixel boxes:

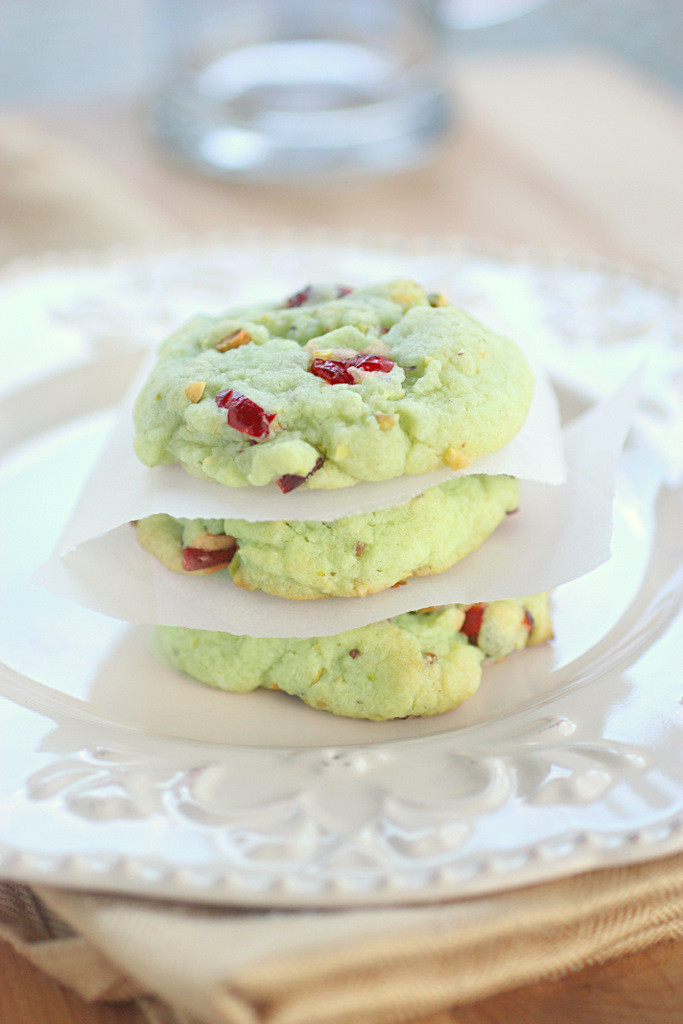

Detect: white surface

[0,238,681,908]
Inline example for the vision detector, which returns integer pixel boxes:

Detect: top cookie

[133,280,534,490]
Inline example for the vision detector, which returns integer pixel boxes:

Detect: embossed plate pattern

[0,237,681,907]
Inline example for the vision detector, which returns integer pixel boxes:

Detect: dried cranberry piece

[276,455,325,493]
[276,475,303,494]
[309,352,395,385]
[523,609,535,632]
[353,353,394,373]
[284,284,353,308]
[285,285,314,308]
[309,359,356,385]
[215,389,275,439]
[182,546,235,572]
[460,603,486,644]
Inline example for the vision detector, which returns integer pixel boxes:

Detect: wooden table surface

[2,52,682,1024]
[6,53,683,283]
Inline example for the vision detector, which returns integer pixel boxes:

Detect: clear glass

[152,0,450,182]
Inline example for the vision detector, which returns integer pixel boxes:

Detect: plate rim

[1,236,681,908]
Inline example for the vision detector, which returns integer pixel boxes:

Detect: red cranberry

[285,285,314,308]
[182,546,235,572]
[309,352,394,385]
[309,358,355,385]
[523,609,535,632]
[215,389,275,439]
[353,353,394,373]
[276,455,325,493]
[284,285,353,308]
[461,603,486,644]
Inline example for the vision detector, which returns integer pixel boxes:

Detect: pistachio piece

[443,445,470,471]
[184,381,206,403]
[191,532,236,551]
[215,328,252,352]
[375,412,398,430]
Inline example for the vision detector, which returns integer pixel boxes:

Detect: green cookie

[154,593,552,720]
[133,280,533,489]
[136,474,519,599]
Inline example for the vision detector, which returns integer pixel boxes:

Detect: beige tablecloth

[0,52,682,1024]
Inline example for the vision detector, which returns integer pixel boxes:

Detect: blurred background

[1,0,681,277]
[2,0,681,108]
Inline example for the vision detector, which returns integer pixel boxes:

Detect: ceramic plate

[0,237,681,907]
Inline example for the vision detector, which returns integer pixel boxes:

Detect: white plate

[0,237,681,908]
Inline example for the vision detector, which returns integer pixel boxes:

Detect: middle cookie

[136,473,519,600]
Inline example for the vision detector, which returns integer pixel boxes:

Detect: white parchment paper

[35,370,642,638]
[55,361,563,551]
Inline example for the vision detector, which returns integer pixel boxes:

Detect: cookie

[136,474,519,599]
[154,593,552,720]
[133,280,534,489]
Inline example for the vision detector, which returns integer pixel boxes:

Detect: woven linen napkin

[1,56,682,1024]
[1,855,682,1024]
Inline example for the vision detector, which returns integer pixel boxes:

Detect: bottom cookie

[154,594,552,720]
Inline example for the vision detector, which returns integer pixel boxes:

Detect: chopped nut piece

[443,445,471,471]
[391,579,407,588]
[191,532,236,552]
[375,412,399,430]
[417,606,438,614]
[355,541,366,557]
[427,292,448,307]
[306,346,358,360]
[303,340,359,359]
[363,337,391,357]
[184,381,206,403]
[423,652,437,662]
[215,328,252,352]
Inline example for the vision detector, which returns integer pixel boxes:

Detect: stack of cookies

[132,281,552,720]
